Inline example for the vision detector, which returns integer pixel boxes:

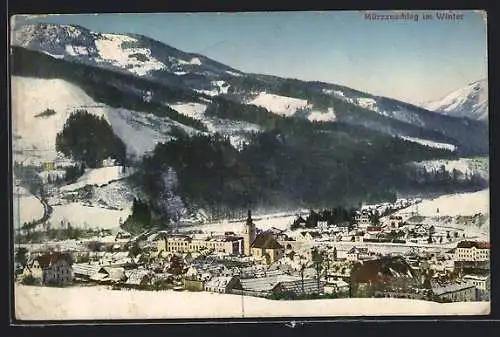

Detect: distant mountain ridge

[422,79,488,122]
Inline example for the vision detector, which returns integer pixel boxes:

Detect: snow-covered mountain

[12,23,245,87]
[11,22,489,155]
[422,79,488,122]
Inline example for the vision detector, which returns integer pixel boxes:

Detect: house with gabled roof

[350,256,421,297]
[272,278,323,297]
[123,269,154,289]
[204,276,238,293]
[431,279,476,302]
[231,274,300,297]
[23,252,73,286]
[73,263,102,281]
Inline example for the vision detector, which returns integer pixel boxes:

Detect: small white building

[324,278,349,295]
[462,274,490,291]
[204,276,237,293]
[355,212,372,229]
[102,157,117,167]
[346,246,373,262]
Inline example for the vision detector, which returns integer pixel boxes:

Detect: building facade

[455,241,490,262]
[157,234,242,255]
[24,252,73,286]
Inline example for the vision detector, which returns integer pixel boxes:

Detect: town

[15,193,490,304]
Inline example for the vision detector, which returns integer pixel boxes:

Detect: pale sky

[14,11,488,105]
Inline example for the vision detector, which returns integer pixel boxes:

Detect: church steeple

[243,209,256,256]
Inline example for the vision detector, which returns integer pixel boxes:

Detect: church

[243,210,285,264]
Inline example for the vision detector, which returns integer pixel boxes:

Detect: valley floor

[14,284,489,320]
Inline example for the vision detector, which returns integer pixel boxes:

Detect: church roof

[251,232,284,250]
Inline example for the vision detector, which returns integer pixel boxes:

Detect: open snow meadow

[401,189,489,217]
[15,284,489,320]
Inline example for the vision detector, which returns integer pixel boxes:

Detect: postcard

[10,10,490,322]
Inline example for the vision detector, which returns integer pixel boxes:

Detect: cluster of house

[18,210,490,302]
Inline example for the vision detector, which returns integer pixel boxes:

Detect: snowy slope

[168,101,262,149]
[50,202,130,230]
[396,189,489,217]
[248,92,311,117]
[12,187,45,226]
[91,180,137,211]
[423,79,488,121]
[411,157,489,180]
[94,33,166,76]
[60,166,131,192]
[401,136,457,151]
[167,102,208,120]
[308,108,337,122]
[11,76,186,160]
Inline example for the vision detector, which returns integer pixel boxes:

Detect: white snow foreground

[11,76,185,160]
[15,285,489,320]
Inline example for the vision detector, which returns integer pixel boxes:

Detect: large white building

[156,234,242,255]
[455,241,490,262]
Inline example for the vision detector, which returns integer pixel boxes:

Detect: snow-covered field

[181,213,297,234]
[248,92,310,117]
[13,187,45,225]
[60,166,131,192]
[397,189,489,218]
[14,285,489,320]
[50,202,130,230]
[168,102,208,120]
